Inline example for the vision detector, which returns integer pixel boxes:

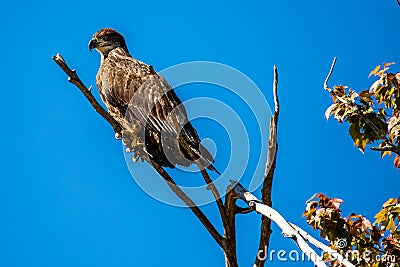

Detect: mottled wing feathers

[96,47,215,169]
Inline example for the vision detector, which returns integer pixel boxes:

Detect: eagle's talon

[114,132,122,139]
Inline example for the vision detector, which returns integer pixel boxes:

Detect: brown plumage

[89,28,218,173]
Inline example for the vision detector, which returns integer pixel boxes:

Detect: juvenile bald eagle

[89,28,218,173]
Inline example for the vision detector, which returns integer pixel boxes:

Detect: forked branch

[198,167,237,266]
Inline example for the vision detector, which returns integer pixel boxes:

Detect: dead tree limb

[197,167,238,267]
[52,53,228,254]
[224,190,239,267]
[52,54,122,136]
[149,159,226,250]
[254,65,279,267]
[199,168,226,226]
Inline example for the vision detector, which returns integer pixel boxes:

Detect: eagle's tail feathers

[193,145,220,175]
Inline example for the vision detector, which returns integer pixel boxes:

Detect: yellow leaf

[383,198,397,208]
[381,150,392,158]
[374,209,387,225]
[387,218,395,231]
[369,65,381,77]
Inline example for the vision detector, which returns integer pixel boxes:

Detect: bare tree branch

[370,146,395,152]
[397,0,400,7]
[324,57,337,92]
[224,190,239,267]
[199,167,226,225]
[52,54,122,136]
[198,166,238,267]
[235,206,253,214]
[149,159,226,250]
[324,57,400,155]
[52,53,227,252]
[254,65,279,267]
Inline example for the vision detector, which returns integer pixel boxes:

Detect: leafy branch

[304,194,400,266]
[324,57,400,167]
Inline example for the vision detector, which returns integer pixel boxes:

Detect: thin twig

[198,167,237,267]
[370,146,395,152]
[150,159,226,249]
[199,168,226,222]
[235,206,253,214]
[52,54,122,135]
[323,57,400,155]
[324,57,337,92]
[52,53,226,250]
[397,0,400,7]
[254,65,279,267]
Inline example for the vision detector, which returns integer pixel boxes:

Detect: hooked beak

[88,38,99,51]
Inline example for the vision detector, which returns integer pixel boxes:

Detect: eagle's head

[89,28,129,56]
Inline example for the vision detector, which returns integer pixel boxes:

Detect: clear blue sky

[1,1,399,266]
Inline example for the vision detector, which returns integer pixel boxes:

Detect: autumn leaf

[387,218,395,231]
[369,78,382,93]
[325,103,337,120]
[369,65,381,78]
[361,217,373,232]
[388,114,400,141]
[374,209,387,225]
[331,198,344,210]
[383,198,397,208]
[382,150,392,158]
[359,90,373,105]
[394,155,400,168]
[333,85,347,97]
[383,62,395,68]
